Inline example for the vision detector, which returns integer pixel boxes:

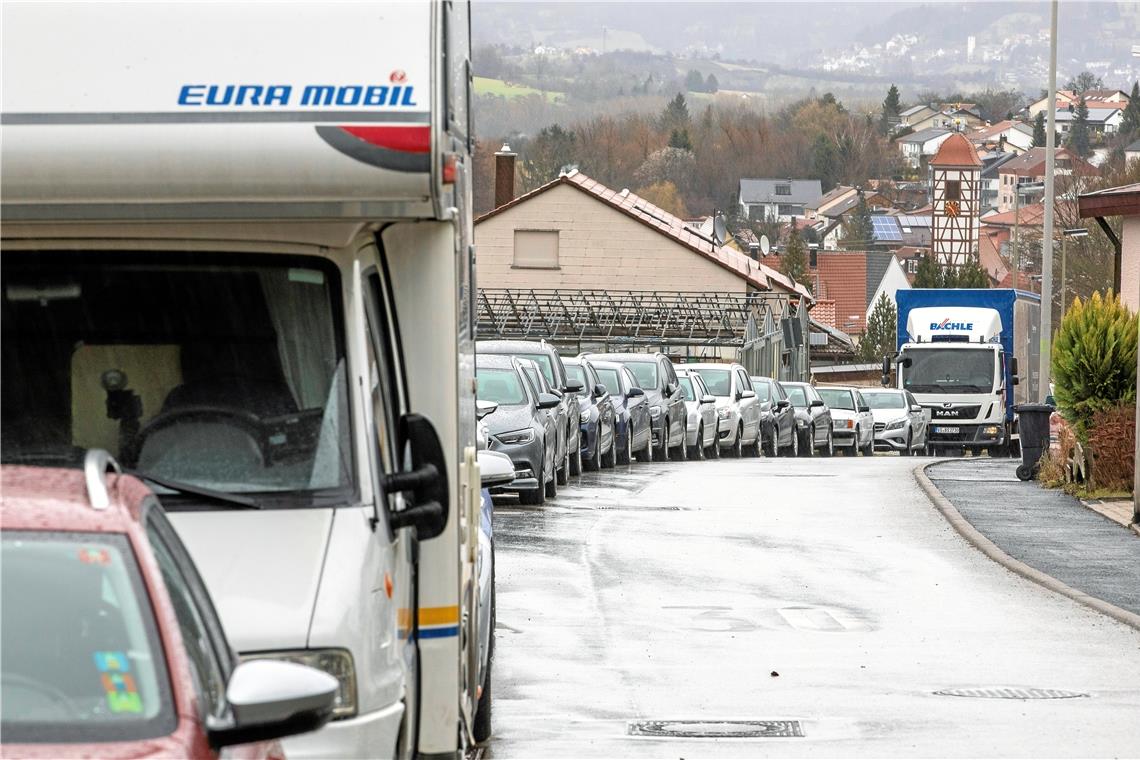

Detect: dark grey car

[563,357,617,472]
[779,381,835,457]
[477,339,583,482]
[476,354,561,505]
[584,352,687,461]
[750,375,796,457]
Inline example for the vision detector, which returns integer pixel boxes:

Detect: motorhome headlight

[496,428,536,445]
[241,648,357,719]
[885,418,907,431]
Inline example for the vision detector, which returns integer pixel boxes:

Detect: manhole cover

[628,720,804,738]
[934,687,1088,700]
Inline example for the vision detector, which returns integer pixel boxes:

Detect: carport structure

[476,287,811,381]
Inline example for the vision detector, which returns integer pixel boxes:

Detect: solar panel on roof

[871,216,902,242]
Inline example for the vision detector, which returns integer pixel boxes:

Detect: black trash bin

[1014,403,1055,481]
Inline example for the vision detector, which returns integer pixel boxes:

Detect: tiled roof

[981,203,1045,227]
[476,171,813,300]
[929,133,983,167]
[968,120,1034,143]
[815,252,870,333]
[997,147,1099,177]
[812,298,837,328]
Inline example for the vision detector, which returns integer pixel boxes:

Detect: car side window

[623,367,639,390]
[145,511,230,719]
[854,391,865,409]
[906,391,919,408]
[736,369,750,394]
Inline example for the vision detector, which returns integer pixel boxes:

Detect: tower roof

[929,133,982,168]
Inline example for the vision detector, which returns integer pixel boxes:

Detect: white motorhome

[1,2,485,757]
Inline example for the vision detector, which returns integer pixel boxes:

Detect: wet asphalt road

[487,454,1140,757]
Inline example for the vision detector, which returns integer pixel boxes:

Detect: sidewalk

[924,458,1140,618]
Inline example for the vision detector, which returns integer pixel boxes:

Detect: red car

[1,455,338,758]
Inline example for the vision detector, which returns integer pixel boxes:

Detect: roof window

[775,184,792,196]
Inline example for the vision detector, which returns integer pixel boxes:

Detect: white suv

[686,362,761,457]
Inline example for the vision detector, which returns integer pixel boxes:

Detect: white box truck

[888,289,1040,456]
[1,2,486,757]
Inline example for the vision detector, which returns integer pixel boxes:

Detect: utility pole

[1059,227,1088,320]
[1040,0,1058,403]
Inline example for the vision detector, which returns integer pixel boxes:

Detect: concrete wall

[1123,216,1140,312]
[475,183,747,293]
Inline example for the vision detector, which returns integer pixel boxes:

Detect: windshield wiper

[127,469,263,510]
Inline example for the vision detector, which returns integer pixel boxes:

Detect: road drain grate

[934,687,1088,700]
[628,720,804,738]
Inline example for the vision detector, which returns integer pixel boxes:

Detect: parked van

[1,2,483,757]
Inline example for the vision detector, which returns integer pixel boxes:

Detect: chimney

[494,143,517,209]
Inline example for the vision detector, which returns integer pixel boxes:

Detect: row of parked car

[474,340,935,502]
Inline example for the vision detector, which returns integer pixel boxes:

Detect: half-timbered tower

[929,133,982,268]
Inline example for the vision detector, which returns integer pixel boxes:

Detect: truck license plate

[935,426,960,434]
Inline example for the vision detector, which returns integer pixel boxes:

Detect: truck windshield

[1,252,353,504]
[903,348,996,394]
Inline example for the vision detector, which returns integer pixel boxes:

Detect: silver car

[686,362,761,457]
[817,386,876,456]
[862,388,929,455]
[676,368,719,459]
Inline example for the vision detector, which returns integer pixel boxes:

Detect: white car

[817,386,876,456]
[687,363,761,457]
[676,368,719,459]
[862,388,930,455]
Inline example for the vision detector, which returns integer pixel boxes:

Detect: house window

[944,180,961,201]
[777,204,802,217]
[513,230,560,269]
[775,184,792,196]
[906,259,918,274]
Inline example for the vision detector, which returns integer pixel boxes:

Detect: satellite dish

[713,214,728,246]
[760,235,771,256]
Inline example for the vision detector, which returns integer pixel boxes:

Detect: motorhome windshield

[902,347,996,394]
[1,252,353,503]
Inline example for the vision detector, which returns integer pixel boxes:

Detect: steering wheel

[1,672,81,718]
[130,405,266,466]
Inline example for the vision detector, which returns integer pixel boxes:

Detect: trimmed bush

[1052,291,1138,441]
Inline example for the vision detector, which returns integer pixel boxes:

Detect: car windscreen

[750,380,771,402]
[695,369,731,397]
[817,389,855,410]
[862,392,907,409]
[784,386,809,407]
[902,348,996,394]
[677,376,696,401]
[477,368,528,406]
[622,361,658,389]
[595,368,622,396]
[1,531,176,743]
[517,353,556,387]
[1,252,352,503]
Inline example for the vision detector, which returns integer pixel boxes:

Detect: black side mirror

[383,414,448,540]
[564,380,584,393]
[859,406,871,413]
[593,383,608,399]
[627,387,645,398]
[537,392,561,410]
[776,399,790,409]
[700,395,716,405]
[1010,357,1019,377]
[809,399,825,408]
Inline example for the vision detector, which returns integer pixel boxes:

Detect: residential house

[996,147,1099,213]
[897,104,936,131]
[813,250,903,334]
[896,128,954,169]
[893,212,933,248]
[1054,106,1123,137]
[865,256,911,322]
[907,105,985,133]
[978,204,1043,287]
[967,120,1035,155]
[1028,88,1130,117]
[475,170,812,299]
[1078,183,1140,311]
[807,185,892,221]
[738,178,823,223]
[979,151,1017,211]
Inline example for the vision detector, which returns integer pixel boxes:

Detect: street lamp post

[1059,227,1088,320]
[1012,181,1045,288]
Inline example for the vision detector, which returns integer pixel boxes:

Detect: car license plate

[935,426,960,434]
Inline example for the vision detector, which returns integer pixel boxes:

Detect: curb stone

[915,461,1140,632]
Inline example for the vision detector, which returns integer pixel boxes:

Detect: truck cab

[2,2,482,757]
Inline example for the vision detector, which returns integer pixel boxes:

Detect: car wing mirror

[859,406,871,413]
[593,383,609,399]
[809,399,825,408]
[627,386,645,398]
[475,399,499,420]
[547,388,563,399]
[382,413,449,539]
[700,395,716,405]
[206,660,338,749]
[910,404,922,412]
[776,399,790,409]
[478,450,515,487]
[740,389,756,400]
[564,380,584,393]
[537,392,561,410]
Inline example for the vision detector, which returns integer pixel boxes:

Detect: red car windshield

[1,532,176,743]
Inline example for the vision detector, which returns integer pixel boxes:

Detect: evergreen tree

[1120,81,1140,139]
[811,134,839,192]
[880,84,901,135]
[705,73,719,93]
[661,93,690,131]
[1033,111,1047,147]
[667,128,693,151]
[914,252,943,287]
[859,292,897,362]
[684,69,705,92]
[1065,96,1091,157]
[954,259,991,288]
[842,193,874,249]
[781,230,812,293]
